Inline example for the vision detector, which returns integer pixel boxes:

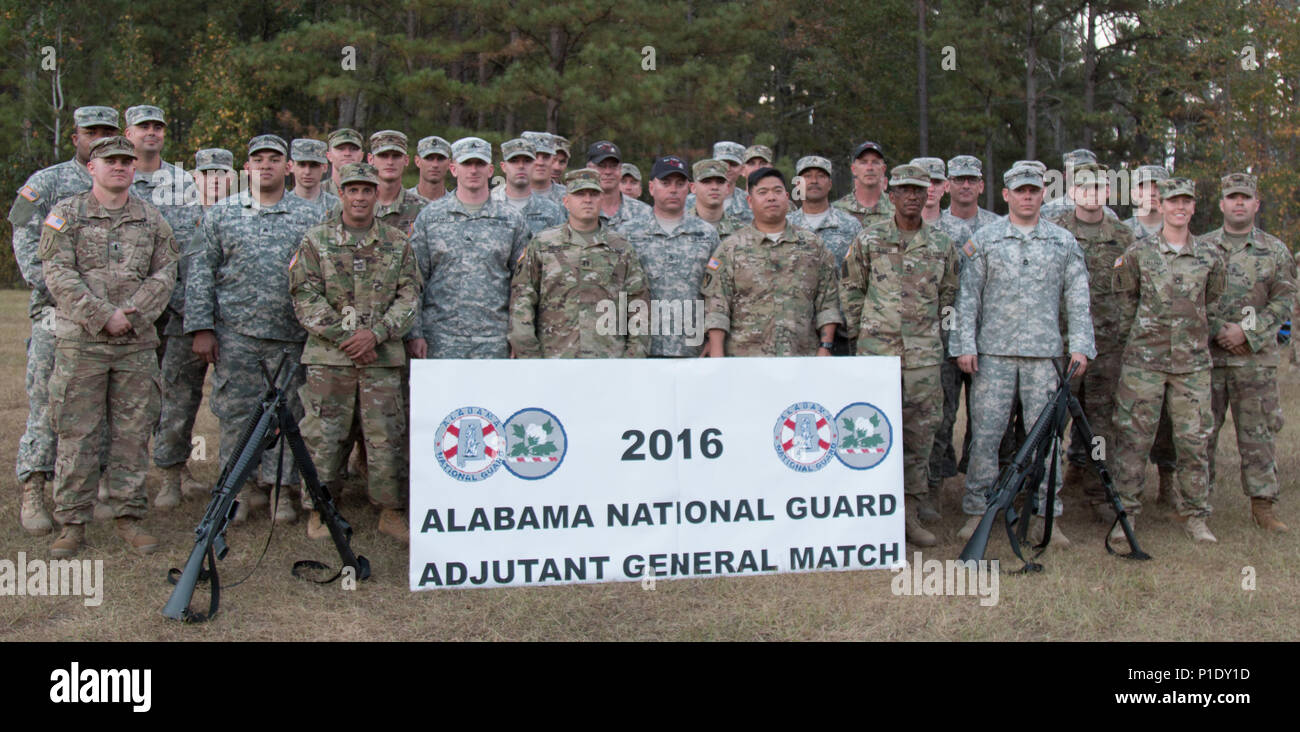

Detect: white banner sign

[409,357,904,590]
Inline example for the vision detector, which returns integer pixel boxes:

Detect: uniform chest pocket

[76,226,110,270]
[123,226,155,275]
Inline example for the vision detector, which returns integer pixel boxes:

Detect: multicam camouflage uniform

[787,206,862,264]
[841,218,959,497]
[508,223,651,358]
[617,214,720,356]
[40,188,177,524]
[289,214,421,507]
[701,223,843,356]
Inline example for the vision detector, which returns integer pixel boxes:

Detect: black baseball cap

[747,166,786,190]
[586,140,621,164]
[650,155,689,180]
[852,141,886,161]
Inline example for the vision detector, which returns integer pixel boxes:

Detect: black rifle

[958,360,1151,571]
[163,354,371,622]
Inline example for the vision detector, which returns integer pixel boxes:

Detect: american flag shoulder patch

[961,240,976,257]
[288,251,300,271]
[19,185,39,202]
[706,257,720,270]
[44,213,66,232]
[1113,255,1124,268]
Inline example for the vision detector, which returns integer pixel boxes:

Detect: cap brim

[1222,186,1255,197]
[130,116,166,126]
[293,156,328,165]
[949,169,981,178]
[371,145,407,156]
[889,177,930,188]
[589,153,620,164]
[339,178,379,187]
[196,164,233,172]
[455,154,492,164]
[566,183,603,194]
[249,145,287,155]
[715,156,741,165]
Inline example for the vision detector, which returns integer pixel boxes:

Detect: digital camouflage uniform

[833,191,895,228]
[685,187,752,223]
[1049,209,1136,508]
[286,189,341,219]
[185,185,319,484]
[787,206,863,265]
[617,214,720,356]
[408,193,531,358]
[508,223,651,358]
[603,193,653,232]
[289,215,421,508]
[953,216,1096,517]
[701,223,843,356]
[1111,232,1226,517]
[1203,225,1295,502]
[1123,216,1162,241]
[841,218,959,497]
[490,185,567,236]
[40,190,177,524]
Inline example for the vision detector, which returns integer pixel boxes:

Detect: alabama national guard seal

[435,407,506,482]
[502,408,568,480]
[834,402,894,470]
[774,402,839,472]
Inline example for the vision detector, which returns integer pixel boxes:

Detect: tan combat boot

[1250,497,1289,533]
[378,508,409,544]
[1029,514,1071,548]
[957,515,982,542]
[233,485,269,524]
[1179,515,1217,543]
[271,485,297,524]
[905,499,937,547]
[19,476,53,535]
[116,517,160,554]
[919,484,942,522]
[50,524,86,558]
[155,466,183,510]
[179,464,207,498]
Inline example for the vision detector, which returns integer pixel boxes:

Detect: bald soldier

[40,136,177,556]
[1204,173,1294,533]
[840,164,960,547]
[833,141,894,227]
[410,136,453,203]
[508,168,651,359]
[10,105,120,535]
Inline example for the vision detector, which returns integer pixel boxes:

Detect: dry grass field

[0,288,1296,642]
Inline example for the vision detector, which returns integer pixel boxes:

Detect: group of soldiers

[7,103,1292,561]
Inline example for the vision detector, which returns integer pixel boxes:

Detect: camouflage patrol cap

[290,138,328,164]
[564,168,603,194]
[551,135,572,155]
[327,128,363,150]
[910,157,947,181]
[1071,162,1110,187]
[337,162,380,187]
[1011,160,1048,174]
[73,106,120,130]
[417,135,452,159]
[125,105,166,127]
[743,144,773,164]
[712,141,745,165]
[1220,172,1257,198]
[195,148,235,172]
[693,159,728,182]
[248,134,288,156]
[1062,149,1097,168]
[89,136,137,160]
[888,164,931,188]
[947,155,983,178]
[587,140,621,164]
[1133,165,1169,185]
[501,138,536,161]
[621,163,642,181]
[795,156,832,176]
[521,131,556,156]
[451,137,492,164]
[1158,177,1195,200]
[1003,163,1045,189]
[369,130,408,156]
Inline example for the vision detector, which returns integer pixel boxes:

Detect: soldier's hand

[957,354,978,373]
[352,349,378,366]
[1230,343,1251,356]
[192,330,219,364]
[104,307,136,337]
[1069,351,1088,377]
[816,347,831,357]
[340,329,378,359]
[1216,323,1248,350]
[405,338,428,359]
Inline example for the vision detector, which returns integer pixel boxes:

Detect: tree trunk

[985,93,995,210]
[916,0,929,155]
[1083,4,1096,148]
[547,26,566,132]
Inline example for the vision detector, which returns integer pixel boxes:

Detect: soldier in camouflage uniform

[186,134,320,524]
[1123,165,1168,241]
[151,149,240,510]
[289,162,421,543]
[522,131,567,205]
[617,156,720,357]
[322,128,364,197]
[363,130,427,235]
[689,160,747,240]
[701,168,842,357]
[834,141,894,227]
[584,140,651,231]
[509,168,651,358]
[286,138,340,216]
[40,136,177,557]
[942,155,1001,232]
[407,137,531,359]
[911,157,973,246]
[1110,178,1227,544]
[741,145,773,179]
[1041,149,1120,221]
[619,163,643,201]
[551,135,571,185]
[787,156,862,264]
[685,142,753,222]
[953,162,1095,546]
[1203,173,1294,532]
[10,105,120,535]
[1047,164,1137,522]
[410,136,453,203]
[840,164,959,547]
[490,138,567,235]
